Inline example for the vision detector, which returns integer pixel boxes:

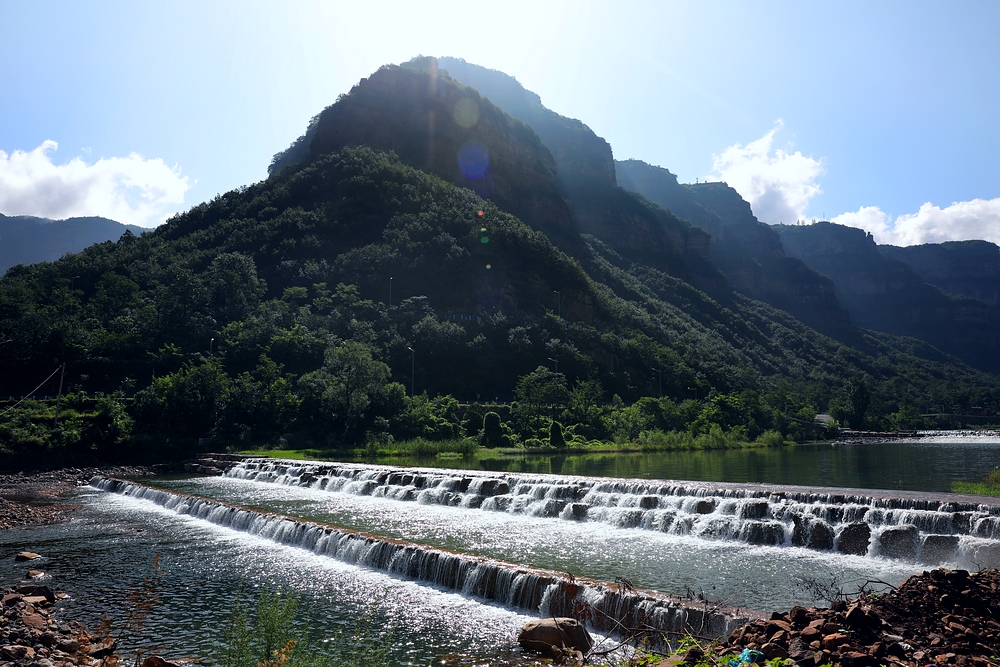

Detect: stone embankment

[181,454,262,476]
[707,568,1000,667]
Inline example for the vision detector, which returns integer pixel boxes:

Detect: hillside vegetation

[1,63,998,467]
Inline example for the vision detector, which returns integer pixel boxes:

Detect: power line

[1,365,63,417]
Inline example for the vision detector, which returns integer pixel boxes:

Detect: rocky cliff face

[881,240,1000,316]
[615,160,850,331]
[775,221,1000,371]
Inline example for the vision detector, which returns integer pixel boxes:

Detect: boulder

[837,523,871,556]
[878,525,918,560]
[518,617,593,654]
[141,656,184,667]
[15,551,41,561]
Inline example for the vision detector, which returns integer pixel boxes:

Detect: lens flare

[480,227,487,233]
[453,98,480,128]
[485,264,492,270]
[477,210,484,217]
[458,144,489,180]
[481,237,490,244]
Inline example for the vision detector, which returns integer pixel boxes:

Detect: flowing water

[0,485,538,664]
[15,433,1000,662]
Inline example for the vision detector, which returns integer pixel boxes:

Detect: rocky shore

[1,581,115,667]
[0,466,151,530]
[706,568,1000,667]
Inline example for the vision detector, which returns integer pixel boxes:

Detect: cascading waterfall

[226,459,1000,567]
[92,476,749,642]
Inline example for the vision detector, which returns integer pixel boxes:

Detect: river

[9,433,1000,663]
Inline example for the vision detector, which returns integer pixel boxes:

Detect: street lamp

[547,357,558,374]
[408,346,415,396]
[650,367,662,398]
[210,338,215,356]
[687,386,698,401]
[70,275,81,290]
[389,276,393,308]
[553,291,561,319]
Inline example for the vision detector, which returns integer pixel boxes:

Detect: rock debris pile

[713,568,1000,667]
[1,583,114,667]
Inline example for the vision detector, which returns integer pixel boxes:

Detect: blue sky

[1,1,998,245]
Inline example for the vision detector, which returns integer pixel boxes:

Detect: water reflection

[377,439,1000,493]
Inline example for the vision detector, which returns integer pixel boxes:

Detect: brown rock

[57,639,81,653]
[15,551,41,561]
[22,613,46,629]
[800,626,821,641]
[766,619,792,634]
[761,643,788,660]
[517,618,593,654]
[822,633,849,650]
[141,657,184,667]
[27,570,44,577]
[1,593,21,606]
[23,595,50,605]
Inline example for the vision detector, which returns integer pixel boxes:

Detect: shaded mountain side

[417,57,723,291]
[436,57,617,197]
[615,160,849,332]
[774,221,1000,371]
[881,240,1000,319]
[1,147,989,412]
[306,64,574,248]
[0,214,145,275]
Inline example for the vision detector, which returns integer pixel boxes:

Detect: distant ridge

[0,213,145,275]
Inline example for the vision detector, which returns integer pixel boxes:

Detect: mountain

[2,60,998,465]
[400,58,723,290]
[614,160,850,333]
[774,221,1000,371]
[880,240,1000,319]
[0,213,145,275]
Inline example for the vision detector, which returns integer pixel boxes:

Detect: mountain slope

[881,240,1000,319]
[774,221,1000,371]
[0,213,145,275]
[407,57,723,290]
[615,160,850,332]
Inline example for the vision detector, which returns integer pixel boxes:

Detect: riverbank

[0,466,152,529]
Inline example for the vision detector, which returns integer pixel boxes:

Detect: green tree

[845,377,872,429]
[297,340,391,441]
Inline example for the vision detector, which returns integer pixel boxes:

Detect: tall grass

[215,588,391,667]
[952,468,1000,496]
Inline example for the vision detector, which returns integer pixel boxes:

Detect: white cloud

[711,119,823,224]
[0,141,191,227]
[833,198,1000,246]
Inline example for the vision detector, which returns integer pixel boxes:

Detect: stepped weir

[92,477,751,642]
[225,459,1000,568]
